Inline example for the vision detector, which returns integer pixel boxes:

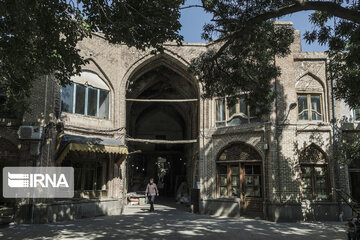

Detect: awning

[56,134,128,164]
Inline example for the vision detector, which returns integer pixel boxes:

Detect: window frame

[299,163,330,201]
[215,96,259,127]
[216,162,262,199]
[61,82,110,119]
[70,160,108,193]
[244,164,262,198]
[297,93,324,122]
[217,163,240,198]
[354,108,360,122]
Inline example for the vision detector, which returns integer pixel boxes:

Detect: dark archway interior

[126,63,199,198]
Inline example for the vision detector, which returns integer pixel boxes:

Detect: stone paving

[0,202,347,240]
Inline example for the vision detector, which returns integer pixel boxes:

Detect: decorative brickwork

[0,23,357,222]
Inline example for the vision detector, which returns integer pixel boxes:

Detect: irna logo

[3,167,74,198]
[8,173,69,188]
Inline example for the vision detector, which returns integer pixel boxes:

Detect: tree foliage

[190,22,294,115]
[0,0,184,116]
[81,0,183,50]
[190,0,360,113]
[339,137,360,165]
[302,2,360,110]
[0,0,89,115]
[1,0,359,117]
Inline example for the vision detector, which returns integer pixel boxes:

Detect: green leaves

[82,0,184,51]
[0,0,90,114]
[303,3,360,109]
[194,0,360,115]
[191,21,294,116]
[1,0,359,118]
[338,138,360,166]
[0,0,184,115]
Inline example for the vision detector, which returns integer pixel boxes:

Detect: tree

[0,0,184,116]
[1,0,359,116]
[190,22,294,115]
[189,0,360,113]
[339,137,360,165]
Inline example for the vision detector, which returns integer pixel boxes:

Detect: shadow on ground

[0,202,347,240]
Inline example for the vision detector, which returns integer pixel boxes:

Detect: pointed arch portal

[125,55,199,198]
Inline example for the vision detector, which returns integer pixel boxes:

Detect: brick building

[0,22,359,223]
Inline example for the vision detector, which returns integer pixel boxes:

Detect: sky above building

[179,2,329,52]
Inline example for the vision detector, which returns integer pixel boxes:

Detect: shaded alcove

[126,57,199,198]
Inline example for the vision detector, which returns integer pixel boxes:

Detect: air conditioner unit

[18,126,43,140]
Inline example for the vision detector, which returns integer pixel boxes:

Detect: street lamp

[283,102,297,123]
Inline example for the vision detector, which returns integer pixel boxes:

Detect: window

[75,84,86,114]
[217,163,262,198]
[215,97,260,127]
[218,164,240,197]
[299,145,329,200]
[301,165,328,200]
[99,89,110,118]
[61,84,74,113]
[87,87,98,116]
[217,144,262,198]
[216,99,226,127]
[298,94,322,121]
[70,161,107,191]
[244,164,261,197]
[354,108,360,122]
[61,83,110,119]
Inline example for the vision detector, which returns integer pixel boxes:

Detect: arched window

[296,73,325,121]
[299,144,329,200]
[61,71,110,119]
[217,143,262,198]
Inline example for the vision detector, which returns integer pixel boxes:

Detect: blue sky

[179,4,329,52]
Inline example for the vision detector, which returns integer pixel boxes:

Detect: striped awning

[56,134,128,164]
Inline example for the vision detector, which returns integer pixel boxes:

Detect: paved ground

[0,202,348,240]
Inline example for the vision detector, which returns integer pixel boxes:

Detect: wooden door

[240,163,263,216]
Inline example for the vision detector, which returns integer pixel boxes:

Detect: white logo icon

[8,172,69,188]
[8,173,30,188]
[3,167,74,198]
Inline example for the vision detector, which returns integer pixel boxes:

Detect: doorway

[349,158,360,202]
[216,142,264,216]
[126,58,199,201]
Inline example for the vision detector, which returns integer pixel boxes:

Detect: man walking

[146,178,159,211]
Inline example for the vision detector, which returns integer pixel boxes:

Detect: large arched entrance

[125,56,199,200]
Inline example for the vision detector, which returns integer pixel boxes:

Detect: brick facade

[0,22,358,222]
